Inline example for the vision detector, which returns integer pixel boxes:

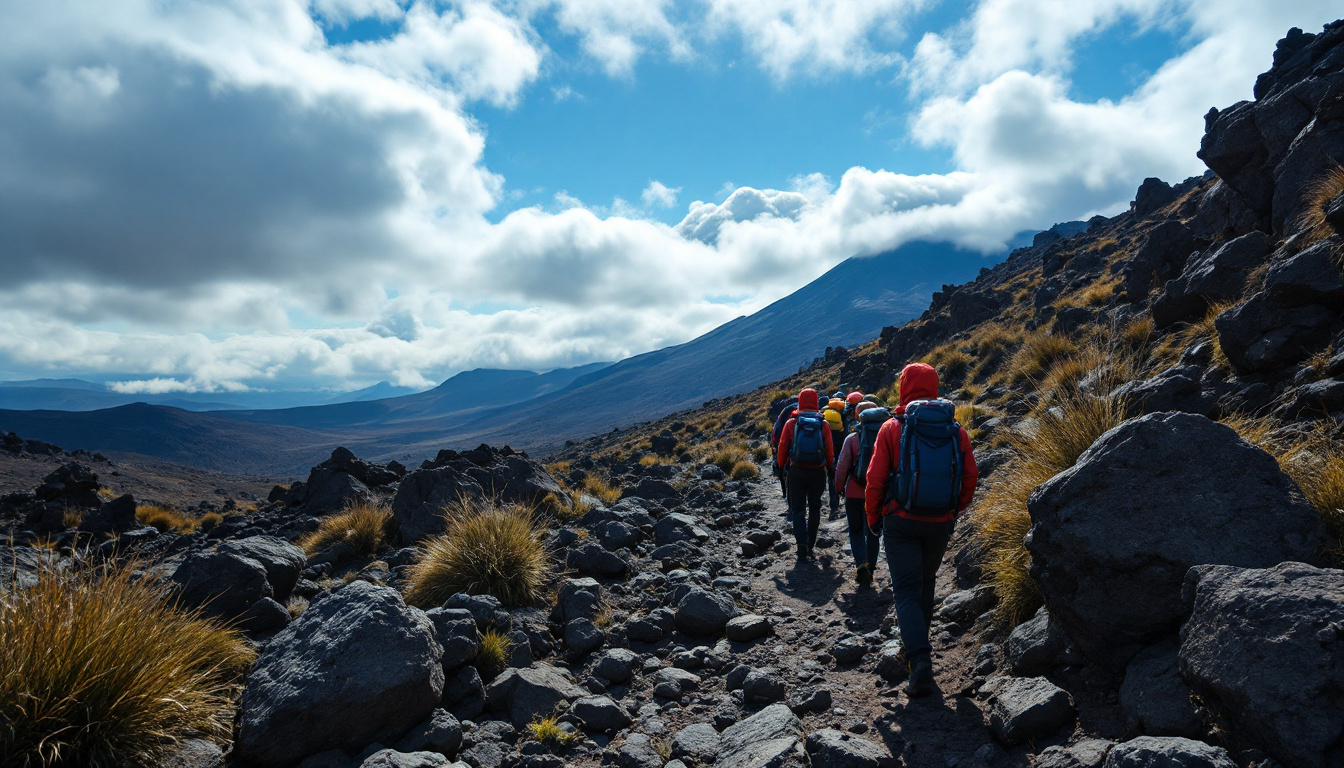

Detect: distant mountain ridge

[0,238,1027,473]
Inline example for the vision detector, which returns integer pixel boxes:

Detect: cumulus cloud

[641,180,680,208]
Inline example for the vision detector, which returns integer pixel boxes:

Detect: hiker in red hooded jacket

[864,362,977,697]
[776,387,835,562]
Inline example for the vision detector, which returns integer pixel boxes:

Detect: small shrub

[402,499,550,608]
[196,512,223,531]
[954,403,977,428]
[297,502,391,557]
[0,559,254,767]
[729,461,760,481]
[1296,162,1344,247]
[567,490,593,519]
[528,712,581,746]
[476,628,512,680]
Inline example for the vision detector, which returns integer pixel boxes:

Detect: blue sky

[0,0,1338,394]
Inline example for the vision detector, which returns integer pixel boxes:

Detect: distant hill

[0,238,1028,473]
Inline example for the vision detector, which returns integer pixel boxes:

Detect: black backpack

[790,412,827,465]
[851,407,891,486]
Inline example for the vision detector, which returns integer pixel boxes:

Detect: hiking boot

[907,655,934,698]
[797,546,809,564]
[855,564,872,586]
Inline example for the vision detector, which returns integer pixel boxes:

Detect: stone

[626,607,675,643]
[986,677,1076,746]
[554,578,601,624]
[485,663,586,728]
[302,468,373,517]
[1026,412,1328,669]
[78,493,139,535]
[235,582,444,767]
[674,586,739,636]
[594,519,642,551]
[564,618,605,658]
[391,465,483,543]
[654,512,709,546]
[358,751,450,768]
[934,586,995,627]
[805,728,892,768]
[442,593,511,633]
[592,648,640,684]
[626,477,680,503]
[424,608,481,670]
[1103,736,1236,768]
[442,665,486,721]
[394,709,463,757]
[572,695,632,732]
[1119,639,1200,738]
[717,704,805,768]
[787,687,832,715]
[1216,293,1340,374]
[34,462,101,508]
[830,635,867,665]
[1006,607,1067,676]
[160,739,226,768]
[742,668,787,704]
[1035,739,1115,768]
[652,666,702,695]
[1123,221,1197,301]
[1179,562,1344,768]
[1152,232,1270,328]
[1263,239,1344,307]
[874,640,908,684]
[1125,366,1214,417]
[615,734,665,768]
[219,535,307,602]
[0,547,52,590]
[566,540,629,577]
[671,723,721,764]
[170,551,279,632]
[725,613,773,642]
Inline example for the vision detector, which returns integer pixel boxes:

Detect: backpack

[822,407,844,435]
[772,400,797,446]
[789,412,827,465]
[887,399,963,515]
[851,407,891,486]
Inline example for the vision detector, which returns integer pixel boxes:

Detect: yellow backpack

[823,407,844,433]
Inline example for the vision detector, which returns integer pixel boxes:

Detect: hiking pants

[882,513,955,659]
[787,465,826,552]
[845,496,880,571]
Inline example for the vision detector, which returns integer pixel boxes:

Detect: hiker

[823,397,847,517]
[776,388,835,562]
[770,397,798,499]
[833,400,887,586]
[865,362,978,697]
[844,391,863,426]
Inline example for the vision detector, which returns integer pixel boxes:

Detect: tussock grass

[476,628,512,680]
[710,445,748,475]
[925,347,973,382]
[1155,301,1236,369]
[1056,274,1120,309]
[1224,416,1344,551]
[297,502,391,557]
[402,499,550,608]
[1007,331,1078,385]
[638,454,671,467]
[729,461,760,481]
[0,559,255,767]
[1122,316,1155,351]
[581,475,622,506]
[752,444,771,463]
[1296,162,1344,247]
[136,505,225,535]
[528,712,581,746]
[972,337,1138,630]
[61,509,83,529]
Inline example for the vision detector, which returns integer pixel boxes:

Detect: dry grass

[1153,301,1235,370]
[709,445,748,475]
[61,509,83,529]
[297,502,392,557]
[752,444,771,463]
[638,454,671,467]
[402,499,550,608]
[1296,162,1344,247]
[1007,331,1079,385]
[476,628,512,680]
[135,505,225,535]
[0,559,255,767]
[581,475,622,506]
[1122,316,1155,351]
[1224,416,1344,552]
[1056,273,1120,309]
[528,712,581,746]
[729,461,760,481]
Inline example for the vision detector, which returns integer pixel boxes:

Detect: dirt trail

[717,474,1026,768]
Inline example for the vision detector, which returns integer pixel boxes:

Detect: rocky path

[682,473,1026,768]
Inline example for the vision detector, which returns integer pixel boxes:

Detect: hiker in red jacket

[865,362,977,697]
[776,387,835,563]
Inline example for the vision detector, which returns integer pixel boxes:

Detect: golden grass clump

[60,509,83,529]
[580,475,622,506]
[297,502,392,557]
[528,713,581,746]
[476,627,512,680]
[402,499,550,608]
[135,505,194,533]
[0,559,255,767]
[1007,331,1079,385]
[1122,316,1155,351]
[752,444,771,463]
[1224,416,1344,548]
[710,445,748,475]
[729,461,760,481]
[1296,162,1344,247]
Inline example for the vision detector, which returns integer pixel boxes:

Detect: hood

[898,363,939,406]
[798,388,820,411]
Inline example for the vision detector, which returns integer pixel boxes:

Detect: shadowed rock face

[1026,412,1327,670]
[1180,562,1344,768]
[234,581,444,767]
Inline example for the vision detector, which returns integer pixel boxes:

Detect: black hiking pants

[883,513,955,659]
[787,465,826,553]
[845,496,880,571]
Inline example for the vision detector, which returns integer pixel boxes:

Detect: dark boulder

[1215,293,1339,373]
[1103,736,1235,768]
[34,462,101,507]
[219,536,306,602]
[1123,221,1198,301]
[391,465,484,544]
[484,663,586,728]
[1119,639,1201,738]
[78,493,139,535]
[0,547,53,589]
[1026,412,1327,669]
[302,468,373,517]
[805,729,893,768]
[1152,232,1270,328]
[566,540,629,577]
[171,551,283,633]
[986,676,1075,746]
[392,448,563,543]
[1179,562,1344,768]
[1006,607,1068,676]
[674,587,739,636]
[234,581,444,767]
[317,447,401,488]
[1132,177,1176,216]
[1123,366,1214,417]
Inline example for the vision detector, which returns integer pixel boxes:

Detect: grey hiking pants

[883,513,955,659]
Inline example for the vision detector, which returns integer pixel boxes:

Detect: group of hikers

[769,362,979,697]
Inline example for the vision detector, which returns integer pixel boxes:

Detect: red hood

[898,363,939,406]
[797,388,820,411]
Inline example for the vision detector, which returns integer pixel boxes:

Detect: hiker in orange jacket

[864,362,977,696]
[776,387,835,562]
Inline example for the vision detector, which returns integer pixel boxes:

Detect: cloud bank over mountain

[0,0,1336,392]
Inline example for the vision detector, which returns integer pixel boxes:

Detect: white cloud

[641,180,680,208]
[522,0,688,76]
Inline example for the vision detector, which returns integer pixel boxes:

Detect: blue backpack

[790,412,827,465]
[888,399,963,515]
[851,407,891,487]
